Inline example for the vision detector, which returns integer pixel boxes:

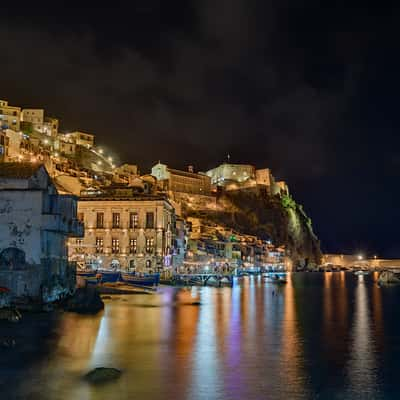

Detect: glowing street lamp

[98,148,103,155]
[357,254,363,260]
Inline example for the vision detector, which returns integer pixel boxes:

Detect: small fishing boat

[354,270,370,276]
[265,272,287,284]
[96,270,121,283]
[120,272,160,287]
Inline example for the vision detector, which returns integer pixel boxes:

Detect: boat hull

[120,273,160,287]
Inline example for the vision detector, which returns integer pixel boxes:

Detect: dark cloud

[1,1,400,256]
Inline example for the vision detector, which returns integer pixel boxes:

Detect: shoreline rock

[378,271,400,285]
[62,287,104,314]
[84,367,122,384]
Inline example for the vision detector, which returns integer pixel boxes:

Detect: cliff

[184,188,322,269]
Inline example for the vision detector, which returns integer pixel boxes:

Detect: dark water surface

[2,272,400,400]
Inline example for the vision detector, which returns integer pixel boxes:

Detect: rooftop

[0,163,43,179]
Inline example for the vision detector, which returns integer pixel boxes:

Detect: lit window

[96,238,104,253]
[129,238,137,254]
[112,212,120,228]
[129,212,138,228]
[146,238,154,253]
[112,238,120,254]
[96,212,104,228]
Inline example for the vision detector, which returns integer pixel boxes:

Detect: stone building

[151,162,211,195]
[69,131,95,148]
[206,163,256,186]
[71,186,176,271]
[0,99,21,131]
[21,108,44,125]
[0,163,83,302]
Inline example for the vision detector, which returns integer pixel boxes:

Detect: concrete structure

[34,117,59,137]
[322,254,400,270]
[206,163,256,186]
[69,131,95,148]
[0,130,9,162]
[206,162,289,196]
[4,129,22,161]
[0,163,83,302]
[21,109,44,125]
[114,164,139,184]
[151,163,211,195]
[71,186,176,271]
[0,100,21,131]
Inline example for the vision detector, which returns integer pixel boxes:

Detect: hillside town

[0,97,306,303]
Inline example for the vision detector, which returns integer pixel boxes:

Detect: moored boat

[354,270,370,276]
[120,272,160,287]
[265,272,287,284]
[96,270,121,283]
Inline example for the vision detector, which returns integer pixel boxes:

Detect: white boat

[354,270,370,276]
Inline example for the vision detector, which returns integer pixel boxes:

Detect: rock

[378,271,400,284]
[0,308,21,322]
[84,367,122,384]
[63,287,104,314]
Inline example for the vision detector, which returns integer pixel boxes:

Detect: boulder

[0,308,21,322]
[84,367,122,384]
[63,287,104,314]
[378,271,400,285]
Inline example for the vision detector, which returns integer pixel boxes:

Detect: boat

[354,270,370,276]
[96,269,121,283]
[265,272,287,284]
[120,272,160,287]
[76,269,97,278]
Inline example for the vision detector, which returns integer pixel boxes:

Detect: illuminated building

[151,162,211,195]
[0,99,21,131]
[72,186,176,271]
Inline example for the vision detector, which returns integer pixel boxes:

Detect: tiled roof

[0,162,43,179]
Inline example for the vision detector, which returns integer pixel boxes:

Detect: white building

[21,108,44,125]
[151,162,211,195]
[0,163,83,302]
[69,131,95,148]
[71,186,176,271]
[0,100,21,132]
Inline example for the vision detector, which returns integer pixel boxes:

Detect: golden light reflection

[280,273,307,393]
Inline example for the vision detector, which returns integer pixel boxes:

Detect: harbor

[1,272,399,400]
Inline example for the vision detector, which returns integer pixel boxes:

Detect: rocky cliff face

[185,188,321,268]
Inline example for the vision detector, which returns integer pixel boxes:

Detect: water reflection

[345,275,380,399]
[4,273,398,400]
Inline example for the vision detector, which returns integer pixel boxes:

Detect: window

[146,237,154,253]
[146,260,152,268]
[129,212,138,229]
[96,212,104,228]
[77,212,84,222]
[76,239,83,253]
[129,238,137,254]
[146,212,154,229]
[111,238,120,254]
[112,212,120,228]
[95,238,104,253]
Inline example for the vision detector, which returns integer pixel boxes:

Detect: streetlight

[357,254,363,260]
[98,148,103,155]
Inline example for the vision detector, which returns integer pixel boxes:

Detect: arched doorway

[0,247,26,269]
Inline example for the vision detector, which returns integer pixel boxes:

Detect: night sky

[0,1,398,257]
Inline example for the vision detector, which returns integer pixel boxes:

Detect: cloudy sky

[1,1,399,256]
